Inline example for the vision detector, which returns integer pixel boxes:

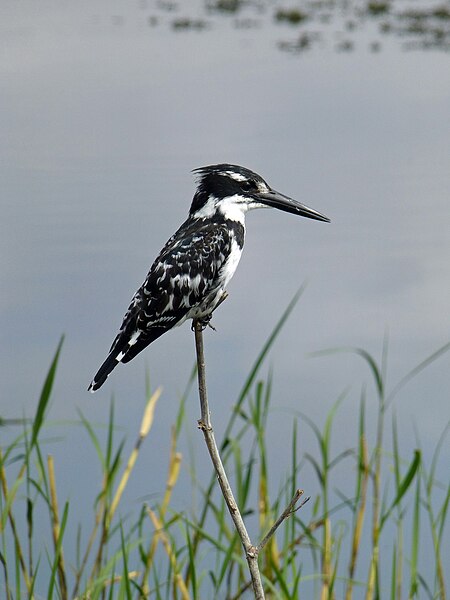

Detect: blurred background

[1,0,449,594]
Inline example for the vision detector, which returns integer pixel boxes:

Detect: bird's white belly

[220,238,243,288]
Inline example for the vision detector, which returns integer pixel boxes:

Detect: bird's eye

[241,180,257,192]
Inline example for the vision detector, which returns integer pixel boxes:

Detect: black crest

[189,164,267,215]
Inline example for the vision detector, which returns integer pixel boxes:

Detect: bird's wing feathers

[113,220,232,359]
[89,220,232,391]
[137,220,230,328]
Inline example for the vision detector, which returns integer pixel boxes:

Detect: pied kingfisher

[88,164,329,392]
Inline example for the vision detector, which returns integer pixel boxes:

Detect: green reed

[0,297,448,599]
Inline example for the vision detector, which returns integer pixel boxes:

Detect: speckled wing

[88,220,231,391]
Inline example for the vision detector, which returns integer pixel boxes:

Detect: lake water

[1,0,449,595]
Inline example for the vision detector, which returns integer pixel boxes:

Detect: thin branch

[257,489,309,553]
[193,319,265,600]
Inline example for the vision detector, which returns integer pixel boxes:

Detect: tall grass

[1,303,448,599]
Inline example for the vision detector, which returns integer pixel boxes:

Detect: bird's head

[190,163,330,223]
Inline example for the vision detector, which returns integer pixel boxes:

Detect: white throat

[193,194,249,225]
[218,195,248,224]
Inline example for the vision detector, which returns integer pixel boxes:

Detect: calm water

[1,0,449,595]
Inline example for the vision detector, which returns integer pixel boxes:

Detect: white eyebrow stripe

[225,171,247,182]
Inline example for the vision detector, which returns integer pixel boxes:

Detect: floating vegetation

[336,38,354,51]
[206,0,243,13]
[276,0,450,53]
[391,3,450,50]
[275,8,308,24]
[367,1,391,16]
[278,31,321,52]
[122,0,450,53]
[171,17,209,30]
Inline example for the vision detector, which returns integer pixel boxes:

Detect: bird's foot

[192,315,212,332]
[191,292,228,332]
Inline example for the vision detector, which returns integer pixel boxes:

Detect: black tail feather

[88,327,169,392]
[121,327,167,363]
[88,350,120,392]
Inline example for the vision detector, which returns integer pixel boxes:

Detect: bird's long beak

[257,189,330,223]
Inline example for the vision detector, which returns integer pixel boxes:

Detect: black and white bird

[88,164,329,392]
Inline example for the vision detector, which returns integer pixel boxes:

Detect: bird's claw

[192,315,213,332]
[192,291,228,332]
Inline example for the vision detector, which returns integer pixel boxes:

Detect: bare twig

[193,319,265,600]
[229,492,310,600]
[257,489,309,553]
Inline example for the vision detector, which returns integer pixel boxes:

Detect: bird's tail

[88,328,140,392]
[88,349,121,392]
[88,327,168,392]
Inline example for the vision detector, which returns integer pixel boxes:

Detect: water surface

[1,0,449,593]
